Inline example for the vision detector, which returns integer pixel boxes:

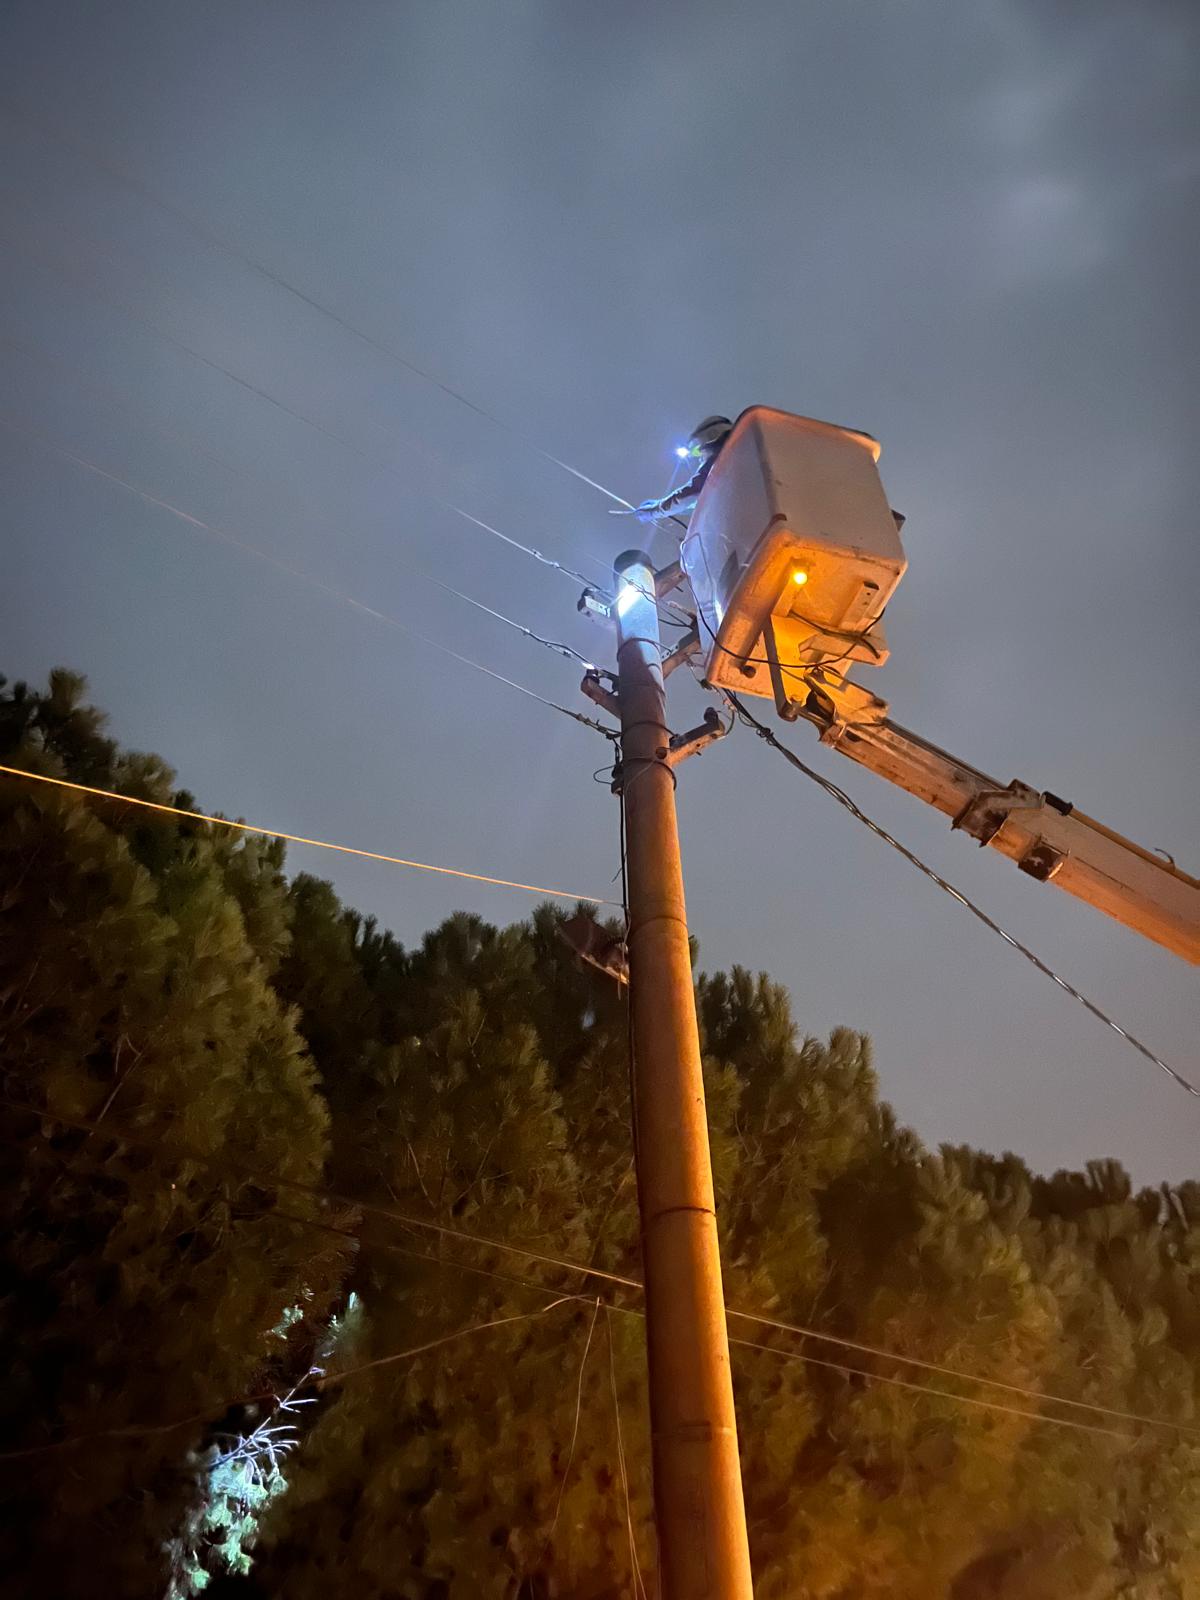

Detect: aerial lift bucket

[680,406,908,702]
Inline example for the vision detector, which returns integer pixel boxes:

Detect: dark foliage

[2,672,1197,1599]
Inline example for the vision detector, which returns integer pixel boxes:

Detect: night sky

[3,1,1196,1184]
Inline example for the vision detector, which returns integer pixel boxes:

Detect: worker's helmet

[688,415,733,454]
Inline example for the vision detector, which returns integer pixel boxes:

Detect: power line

[0,330,268,488]
[260,1206,1154,1449]
[0,1295,577,1463]
[0,1137,1154,1462]
[0,207,606,598]
[1,330,627,703]
[0,222,611,665]
[724,1339,1133,1441]
[427,573,603,675]
[724,692,1198,1101]
[190,1213,1200,1447]
[3,121,773,650]
[13,1095,1185,1438]
[5,110,710,630]
[544,1297,603,1548]
[1,102,650,522]
[0,326,605,612]
[0,765,617,907]
[0,414,617,744]
[4,1097,1192,1442]
[0,1159,604,1462]
[2,201,682,656]
[436,502,598,592]
[0,1162,1143,1475]
[1,295,622,710]
[606,1309,650,1599]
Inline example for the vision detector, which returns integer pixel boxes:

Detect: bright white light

[615,582,640,617]
[675,445,690,459]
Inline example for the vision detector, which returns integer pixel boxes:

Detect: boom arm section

[776,663,1200,964]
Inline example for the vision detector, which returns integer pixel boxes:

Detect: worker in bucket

[613,414,733,525]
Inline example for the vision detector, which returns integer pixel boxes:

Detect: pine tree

[258,925,1200,1598]
[3,670,1198,1597]
[258,906,652,1598]
[0,674,346,1597]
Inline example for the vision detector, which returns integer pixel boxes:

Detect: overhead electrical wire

[3,1097,1192,1444]
[0,1133,1154,1465]
[273,1204,1151,1447]
[0,327,603,608]
[437,502,597,591]
[543,1297,604,1549]
[427,574,603,676]
[1,328,616,700]
[0,325,668,658]
[2,190,686,650]
[5,84,1189,1314]
[723,1337,1134,1441]
[0,211,605,596]
[606,1309,650,1599]
[0,1180,1139,1469]
[0,103,694,579]
[1,101,651,521]
[13,105,1130,764]
[0,765,617,907]
[0,1290,578,1463]
[0,330,266,487]
[0,414,617,743]
[723,692,1197,1100]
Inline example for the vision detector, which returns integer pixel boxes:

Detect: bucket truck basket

[680,406,908,700]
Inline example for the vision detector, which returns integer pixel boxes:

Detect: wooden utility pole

[611,549,754,1600]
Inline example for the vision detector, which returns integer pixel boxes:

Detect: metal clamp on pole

[666,706,729,768]
[577,585,612,622]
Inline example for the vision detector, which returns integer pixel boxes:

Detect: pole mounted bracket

[577,586,612,622]
[662,625,701,680]
[580,670,620,720]
[665,707,729,768]
[653,558,687,598]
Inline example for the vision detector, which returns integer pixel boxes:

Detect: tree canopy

[2,670,1197,1599]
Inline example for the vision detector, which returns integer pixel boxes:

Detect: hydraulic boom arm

[773,662,1200,965]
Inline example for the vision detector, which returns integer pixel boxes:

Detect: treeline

[1,670,1197,1600]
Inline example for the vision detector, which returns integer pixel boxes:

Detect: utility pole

[610,548,754,1600]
